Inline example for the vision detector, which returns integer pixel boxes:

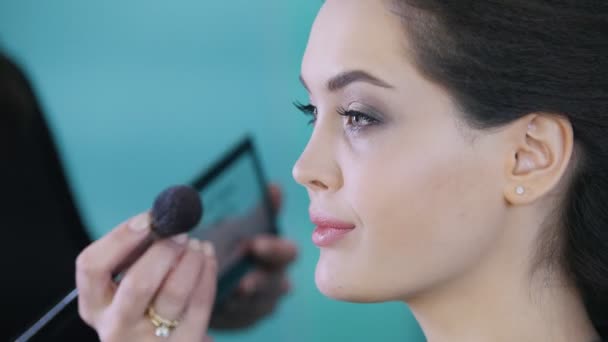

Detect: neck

[406,218,598,342]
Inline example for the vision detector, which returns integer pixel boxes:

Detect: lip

[310,212,356,247]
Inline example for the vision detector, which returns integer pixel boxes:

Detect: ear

[503,114,574,205]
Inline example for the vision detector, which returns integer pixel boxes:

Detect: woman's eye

[294,101,317,125]
[294,101,380,130]
[338,107,379,129]
[347,113,375,127]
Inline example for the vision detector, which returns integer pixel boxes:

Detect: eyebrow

[299,70,394,93]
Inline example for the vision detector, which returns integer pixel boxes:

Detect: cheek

[343,130,506,296]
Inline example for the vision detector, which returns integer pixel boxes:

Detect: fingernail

[172,233,189,245]
[128,212,150,232]
[188,238,202,251]
[201,241,215,257]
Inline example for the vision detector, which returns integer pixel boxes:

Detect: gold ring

[146,306,180,338]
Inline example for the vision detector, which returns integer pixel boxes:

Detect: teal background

[0,1,425,341]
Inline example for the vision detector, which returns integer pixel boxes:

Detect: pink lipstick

[310,214,356,247]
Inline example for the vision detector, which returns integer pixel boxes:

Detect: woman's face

[293,0,511,302]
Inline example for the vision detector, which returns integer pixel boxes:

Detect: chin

[314,252,430,303]
[314,254,386,303]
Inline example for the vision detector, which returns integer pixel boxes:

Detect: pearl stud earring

[516,186,525,195]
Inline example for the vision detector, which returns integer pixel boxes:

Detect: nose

[292,128,343,193]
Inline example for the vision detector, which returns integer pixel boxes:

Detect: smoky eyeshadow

[345,99,390,124]
[340,84,398,123]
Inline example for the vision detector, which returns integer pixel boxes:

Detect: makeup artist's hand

[76,213,217,342]
[209,185,298,330]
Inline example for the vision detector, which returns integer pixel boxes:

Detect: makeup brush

[112,185,203,276]
[14,185,203,342]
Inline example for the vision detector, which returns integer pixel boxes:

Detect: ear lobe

[504,114,574,205]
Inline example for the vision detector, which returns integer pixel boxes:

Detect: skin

[293,1,599,341]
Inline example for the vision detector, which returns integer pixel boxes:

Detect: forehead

[301,0,409,85]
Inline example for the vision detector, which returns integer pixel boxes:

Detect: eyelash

[294,101,317,125]
[293,101,379,130]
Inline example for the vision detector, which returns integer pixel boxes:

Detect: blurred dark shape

[151,185,203,238]
[0,51,98,341]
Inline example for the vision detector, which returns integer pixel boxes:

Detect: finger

[268,184,282,211]
[76,212,152,323]
[152,239,206,322]
[203,335,214,342]
[250,235,298,268]
[238,269,289,297]
[238,270,275,295]
[238,270,265,295]
[173,242,217,341]
[109,234,188,323]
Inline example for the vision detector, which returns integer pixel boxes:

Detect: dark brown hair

[394,0,608,337]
